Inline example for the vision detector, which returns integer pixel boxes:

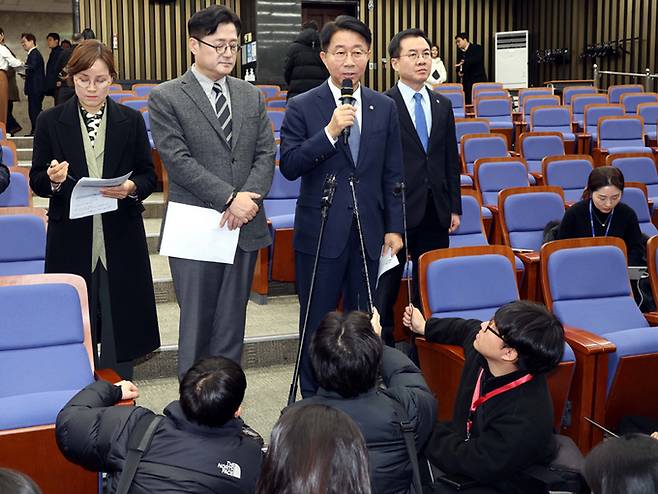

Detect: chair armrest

[643,312,658,326]
[94,369,136,406]
[530,172,543,182]
[515,251,540,263]
[563,324,616,355]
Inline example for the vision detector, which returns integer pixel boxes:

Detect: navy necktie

[413,92,429,152]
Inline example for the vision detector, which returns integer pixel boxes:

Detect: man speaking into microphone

[280,15,403,398]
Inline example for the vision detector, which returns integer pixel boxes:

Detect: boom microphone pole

[394,182,412,307]
[287,173,337,406]
[348,175,374,315]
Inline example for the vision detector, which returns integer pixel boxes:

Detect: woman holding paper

[30,40,159,378]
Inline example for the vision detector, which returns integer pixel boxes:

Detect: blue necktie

[413,92,429,153]
[349,114,361,165]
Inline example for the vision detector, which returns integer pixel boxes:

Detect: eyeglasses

[73,76,112,89]
[192,36,239,55]
[484,323,504,340]
[326,49,369,61]
[399,51,432,61]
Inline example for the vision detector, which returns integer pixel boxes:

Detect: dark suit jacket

[459,42,487,88]
[29,96,160,361]
[24,47,45,96]
[45,45,63,95]
[0,163,9,194]
[386,85,461,229]
[279,81,404,260]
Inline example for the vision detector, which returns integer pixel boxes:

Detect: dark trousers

[27,92,43,134]
[295,222,378,397]
[6,101,20,133]
[169,248,258,380]
[375,193,449,346]
[91,264,133,379]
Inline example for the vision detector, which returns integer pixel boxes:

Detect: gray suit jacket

[149,70,275,251]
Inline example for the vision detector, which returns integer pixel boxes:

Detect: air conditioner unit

[495,30,528,89]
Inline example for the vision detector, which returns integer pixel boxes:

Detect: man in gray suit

[149,5,275,379]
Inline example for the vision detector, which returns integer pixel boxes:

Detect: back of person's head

[302,20,319,31]
[81,28,95,40]
[455,31,469,41]
[257,404,371,494]
[320,15,372,51]
[310,311,383,398]
[388,28,431,58]
[0,469,42,494]
[584,433,658,494]
[493,301,565,375]
[583,166,625,200]
[179,356,246,427]
[188,5,242,39]
[71,32,84,44]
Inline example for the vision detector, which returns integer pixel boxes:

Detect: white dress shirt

[0,44,23,71]
[191,64,231,118]
[397,80,432,134]
[324,77,362,146]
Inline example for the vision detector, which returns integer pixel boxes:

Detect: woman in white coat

[426,44,447,86]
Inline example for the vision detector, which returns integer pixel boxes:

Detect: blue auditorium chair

[570,93,608,128]
[473,89,509,101]
[562,85,597,106]
[432,83,463,93]
[474,96,514,147]
[266,98,287,109]
[0,273,128,492]
[519,131,565,176]
[263,167,300,284]
[581,103,625,156]
[596,116,653,159]
[620,92,658,114]
[2,141,17,167]
[0,170,31,207]
[131,83,158,97]
[620,182,658,237]
[474,157,530,209]
[455,119,489,188]
[257,84,281,99]
[541,237,658,450]
[530,105,576,151]
[516,94,560,140]
[637,102,658,142]
[607,152,658,204]
[438,90,466,118]
[108,91,137,102]
[471,82,503,103]
[542,155,594,204]
[448,190,488,247]
[608,84,644,104]
[415,245,576,429]
[0,212,46,275]
[267,108,285,139]
[460,133,509,175]
[518,87,554,112]
[118,96,148,112]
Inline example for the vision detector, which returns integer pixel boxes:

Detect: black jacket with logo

[56,380,263,493]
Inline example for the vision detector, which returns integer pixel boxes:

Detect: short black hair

[584,433,658,493]
[61,40,72,49]
[302,20,319,31]
[310,311,383,398]
[493,301,565,375]
[21,33,36,43]
[0,468,41,494]
[188,5,242,39]
[455,32,469,41]
[388,28,432,58]
[320,15,371,51]
[179,356,246,427]
[47,32,60,42]
[81,28,95,40]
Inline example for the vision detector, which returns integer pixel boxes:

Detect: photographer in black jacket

[405,301,564,493]
[283,21,329,100]
[56,356,263,493]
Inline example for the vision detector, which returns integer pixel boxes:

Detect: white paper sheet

[69,172,133,219]
[376,249,400,288]
[159,201,240,264]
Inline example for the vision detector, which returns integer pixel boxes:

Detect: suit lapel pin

[436,99,440,103]
[369,105,374,110]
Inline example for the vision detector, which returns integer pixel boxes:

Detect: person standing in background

[454,32,487,104]
[20,33,45,135]
[426,43,447,86]
[283,21,329,101]
[0,27,23,130]
[45,32,63,103]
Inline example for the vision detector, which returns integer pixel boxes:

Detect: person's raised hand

[326,104,357,140]
[115,380,139,400]
[403,304,427,335]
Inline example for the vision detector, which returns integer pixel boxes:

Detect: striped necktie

[212,82,232,144]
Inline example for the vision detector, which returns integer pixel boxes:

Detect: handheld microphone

[340,79,356,144]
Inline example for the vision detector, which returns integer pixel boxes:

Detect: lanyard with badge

[465,368,533,441]
[589,200,614,238]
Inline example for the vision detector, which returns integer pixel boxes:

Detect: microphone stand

[348,175,374,315]
[394,182,412,307]
[287,173,336,406]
